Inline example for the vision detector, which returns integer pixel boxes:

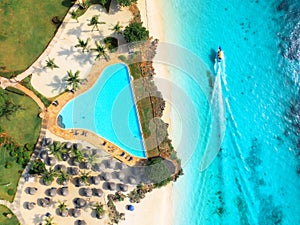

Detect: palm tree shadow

[32,214,43,224]
[66,23,86,36]
[72,52,94,66]
[109,0,121,15]
[58,46,75,60]
[48,75,67,93]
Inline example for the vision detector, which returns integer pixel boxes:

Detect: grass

[0,205,20,225]
[0,0,74,77]
[0,90,41,146]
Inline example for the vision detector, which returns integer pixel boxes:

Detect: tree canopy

[0,88,21,119]
[116,0,137,7]
[123,22,149,43]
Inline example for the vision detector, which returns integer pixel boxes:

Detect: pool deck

[43,53,147,167]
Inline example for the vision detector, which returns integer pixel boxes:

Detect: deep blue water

[154,0,300,224]
[59,63,146,158]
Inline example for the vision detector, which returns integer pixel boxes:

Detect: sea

[153,0,300,224]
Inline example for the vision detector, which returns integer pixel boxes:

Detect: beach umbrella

[68,167,79,175]
[55,164,66,172]
[77,220,87,225]
[40,198,50,207]
[91,176,100,185]
[83,188,92,197]
[93,188,103,197]
[65,142,73,149]
[107,160,115,169]
[48,187,57,197]
[117,172,125,181]
[108,182,116,191]
[61,210,68,217]
[72,208,81,218]
[75,198,86,208]
[118,184,128,192]
[28,187,37,195]
[60,187,69,196]
[102,172,112,181]
[45,138,53,146]
[61,153,69,161]
[27,202,35,210]
[47,157,57,166]
[73,143,82,150]
[39,150,48,160]
[128,176,137,185]
[127,205,135,211]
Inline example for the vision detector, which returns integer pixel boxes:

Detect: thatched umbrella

[26,202,35,210]
[44,138,53,146]
[91,176,100,185]
[99,162,106,170]
[83,188,92,197]
[76,220,87,225]
[47,157,57,166]
[102,172,112,181]
[40,198,50,207]
[61,210,68,217]
[48,187,57,197]
[117,172,125,181]
[75,178,85,187]
[72,208,81,218]
[73,143,82,150]
[65,142,73,149]
[60,187,69,196]
[108,182,116,191]
[54,164,66,172]
[93,188,103,197]
[118,184,128,192]
[75,198,86,208]
[28,187,37,195]
[68,167,79,176]
[128,176,137,185]
[107,160,115,169]
[39,150,48,160]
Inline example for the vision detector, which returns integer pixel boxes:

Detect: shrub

[123,22,149,43]
[4,161,13,169]
[104,37,118,52]
[7,189,14,196]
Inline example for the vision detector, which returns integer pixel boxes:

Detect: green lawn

[0,90,41,202]
[0,0,73,77]
[0,90,41,145]
[0,205,19,225]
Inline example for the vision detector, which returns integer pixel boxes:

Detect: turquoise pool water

[155,0,300,224]
[59,63,146,158]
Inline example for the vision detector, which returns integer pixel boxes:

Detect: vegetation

[0,89,22,119]
[104,37,118,52]
[64,70,83,91]
[49,141,69,161]
[28,159,46,175]
[57,170,71,185]
[0,0,74,74]
[0,205,20,225]
[92,202,105,219]
[91,41,109,61]
[116,0,137,7]
[78,170,91,185]
[123,22,149,43]
[44,58,59,70]
[127,184,153,203]
[111,21,123,34]
[41,167,58,186]
[75,37,90,52]
[43,216,56,225]
[88,15,106,32]
[57,201,68,216]
[21,75,51,107]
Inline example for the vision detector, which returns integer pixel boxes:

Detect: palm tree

[70,10,79,23]
[78,170,91,186]
[75,37,90,52]
[84,151,100,168]
[44,216,56,225]
[57,170,71,185]
[72,148,85,164]
[57,200,68,217]
[91,41,109,61]
[111,21,123,34]
[44,58,59,70]
[65,70,83,91]
[88,15,105,31]
[49,141,67,161]
[93,202,105,219]
[41,167,58,186]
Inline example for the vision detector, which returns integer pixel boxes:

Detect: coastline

[121,1,174,225]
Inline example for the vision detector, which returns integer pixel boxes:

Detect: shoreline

[127,1,174,225]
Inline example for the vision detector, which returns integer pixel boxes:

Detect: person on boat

[217,46,224,61]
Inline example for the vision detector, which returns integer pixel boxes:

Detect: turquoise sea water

[59,63,146,158]
[155,0,300,224]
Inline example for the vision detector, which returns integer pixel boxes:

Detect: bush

[7,189,14,196]
[118,55,127,62]
[4,161,13,169]
[104,37,118,52]
[123,22,149,43]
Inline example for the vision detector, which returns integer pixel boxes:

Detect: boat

[214,46,225,75]
[217,46,224,62]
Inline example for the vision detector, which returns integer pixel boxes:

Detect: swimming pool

[59,63,146,158]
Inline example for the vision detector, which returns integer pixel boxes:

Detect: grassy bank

[0,205,20,225]
[0,0,74,77]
